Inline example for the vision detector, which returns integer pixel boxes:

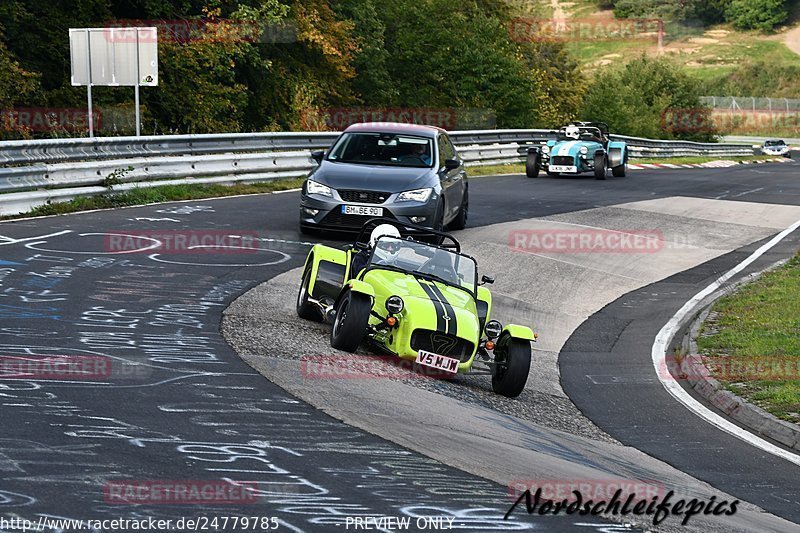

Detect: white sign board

[70,27,158,87]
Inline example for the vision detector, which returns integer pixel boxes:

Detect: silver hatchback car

[299,123,468,234]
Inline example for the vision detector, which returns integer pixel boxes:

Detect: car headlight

[541,145,550,154]
[579,146,588,155]
[485,320,503,339]
[396,188,433,203]
[386,295,404,314]
[306,180,332,198]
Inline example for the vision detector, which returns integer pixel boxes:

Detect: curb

[628,157,792,170]
[677,262,800,452]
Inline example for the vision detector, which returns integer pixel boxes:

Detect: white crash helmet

[369,223,401,247]
[370,223,402,263]
[564,125,581,139]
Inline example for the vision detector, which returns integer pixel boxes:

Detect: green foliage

[702,61,800,98]
[581,55,717,141]
[724,0,789,32]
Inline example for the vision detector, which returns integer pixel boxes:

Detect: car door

[437,133,465,221]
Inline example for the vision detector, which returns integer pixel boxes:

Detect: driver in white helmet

[564,125,581,140]
[350,223,401,276]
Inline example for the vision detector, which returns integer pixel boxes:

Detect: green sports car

[296,218,536,397]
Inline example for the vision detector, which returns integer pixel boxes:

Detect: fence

[0,130,756,216]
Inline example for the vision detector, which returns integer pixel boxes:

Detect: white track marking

[24,233,162,255]
[0,230,72,246]
[147,246,290,267]
[651,217,800,466]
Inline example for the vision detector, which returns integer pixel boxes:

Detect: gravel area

[222,267,620,445]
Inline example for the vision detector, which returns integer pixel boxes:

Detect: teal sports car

[526,122,628,180]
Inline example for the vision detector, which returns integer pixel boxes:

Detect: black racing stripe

[416,278,447,333]
[427,282,457,336]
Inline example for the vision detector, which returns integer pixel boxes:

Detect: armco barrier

[0,130,755,216]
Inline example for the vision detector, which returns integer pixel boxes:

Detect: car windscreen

[369,237,476,292]
[764,140,785,146]
[327,133,434,168]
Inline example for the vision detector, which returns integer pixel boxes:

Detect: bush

[581,55,717,141]
[725,0,789,32]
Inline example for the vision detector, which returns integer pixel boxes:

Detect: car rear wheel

[594,153,606,180]
[612,161,627,177]
[448,189,468,230]
[330,290,371,352]
[297,265,323,322]
[491,334,531,398]
[526,152,541,178]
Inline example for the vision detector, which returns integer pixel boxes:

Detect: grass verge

[0,178,306,221]
[697,253,800,423]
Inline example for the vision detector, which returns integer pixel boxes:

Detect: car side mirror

[443,159,460,171]
[311,150,325,164]
[480,275,494,285]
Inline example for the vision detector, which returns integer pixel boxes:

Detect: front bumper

[300,189,440,232]
[541,154,592,173]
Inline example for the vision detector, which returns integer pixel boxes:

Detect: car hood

[364,269,479,341]
[548,140,604,158]
[312,161,433,192]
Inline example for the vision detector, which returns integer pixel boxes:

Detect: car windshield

[556,127,602,141]
[765,140,785,146]
[368,236,476,293]
[327,133,434,168]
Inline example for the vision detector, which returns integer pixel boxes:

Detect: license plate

[342,205,384,217]
[549,165,577,173]
[416,350,459,374]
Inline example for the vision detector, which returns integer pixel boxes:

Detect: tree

[725,0,788,32]
[581,55,717,141]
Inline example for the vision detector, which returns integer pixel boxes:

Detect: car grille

[338,190,389,204]
[551,155,574,166]
[410,329,474,363]
[320,208,396,229]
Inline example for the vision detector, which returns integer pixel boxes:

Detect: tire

[594,153,606,180]
[612,162,627,177]
[525,152,541,178]
[297,265,323,322]
[433,200,445,232]
[448,189,468,230]
[491,335,531,398]
[330,290,371,352]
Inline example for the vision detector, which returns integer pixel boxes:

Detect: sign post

[69,27,158,138]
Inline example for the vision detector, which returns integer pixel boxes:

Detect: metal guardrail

[0,130,756,216]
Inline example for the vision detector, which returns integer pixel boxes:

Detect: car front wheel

[491,334,531,398]
[594,153,606,180]
[330,290,371,352]
[297,265,323,322]
[448,189,468,230]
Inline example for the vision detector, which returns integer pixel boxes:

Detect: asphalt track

[0,162,799,532]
